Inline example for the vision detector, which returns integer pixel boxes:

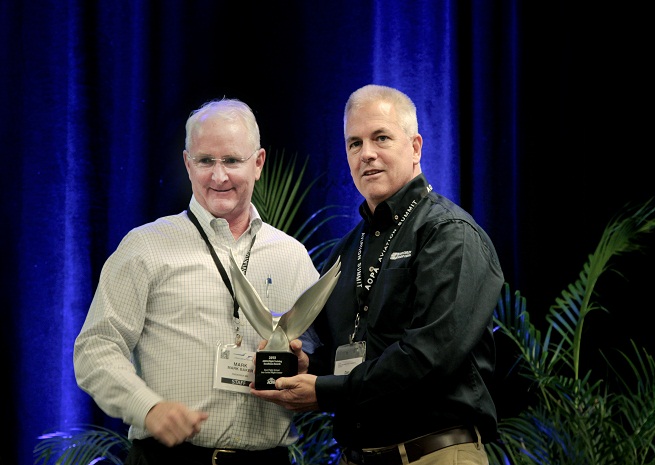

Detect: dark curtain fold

[2,2,652,464]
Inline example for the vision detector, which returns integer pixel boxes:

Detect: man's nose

[210,162,229,180]
[360,144,377,163]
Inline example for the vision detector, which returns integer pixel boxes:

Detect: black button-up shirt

[307,173,504,448]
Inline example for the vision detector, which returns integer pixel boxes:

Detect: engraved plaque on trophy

[229,250,341,390]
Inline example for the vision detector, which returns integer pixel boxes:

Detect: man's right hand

[144,401,209,447]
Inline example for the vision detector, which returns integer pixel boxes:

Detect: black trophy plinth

[254,351,298,390]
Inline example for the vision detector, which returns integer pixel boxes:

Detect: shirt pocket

[366,267,413,336]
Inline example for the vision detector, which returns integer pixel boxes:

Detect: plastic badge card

[334,341,366,375]
[214,342,255,394]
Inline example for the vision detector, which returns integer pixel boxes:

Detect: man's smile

[363,168,383,177]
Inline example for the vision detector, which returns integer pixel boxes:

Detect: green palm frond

[494,284,566,398]
[253,148,311,232]
[33,424,130,465]
[490,198,655,465]
[486,415,549,465]
[546,199,655,379]
[253,148,351,268]
[294,205,349,246]
[288,412,340,465]
[494,375,616,464]
[605,341,655,457]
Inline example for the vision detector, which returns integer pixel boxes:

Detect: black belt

[130,438,291,465]
[342,427,476,465]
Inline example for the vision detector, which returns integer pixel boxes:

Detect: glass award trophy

[229,250,341,390]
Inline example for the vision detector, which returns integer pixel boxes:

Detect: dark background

[1,2,653,464]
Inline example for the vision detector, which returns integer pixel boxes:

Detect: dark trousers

[125,438,292,465]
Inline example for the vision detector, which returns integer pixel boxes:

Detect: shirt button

[375,230,381,237]
[394,214,399,220]
[363,306,368,312]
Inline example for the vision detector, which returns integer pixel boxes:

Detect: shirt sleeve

[73,230,163,428]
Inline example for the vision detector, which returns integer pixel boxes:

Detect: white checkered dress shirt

[74,196,319,449]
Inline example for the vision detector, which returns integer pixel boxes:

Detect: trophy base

[254,351,298,390]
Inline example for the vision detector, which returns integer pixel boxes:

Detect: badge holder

[214,341,255,394]
[334,341,366,375]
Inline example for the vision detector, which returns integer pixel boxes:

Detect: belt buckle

[212,449,236,465]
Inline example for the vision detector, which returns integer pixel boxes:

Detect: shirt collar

[358,173,429,230]
[188,195,262,237]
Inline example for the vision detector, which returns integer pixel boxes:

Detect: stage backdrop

[1,2,653,464]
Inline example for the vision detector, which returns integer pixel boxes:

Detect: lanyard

[350,185,431,342]
[186,208,255,320]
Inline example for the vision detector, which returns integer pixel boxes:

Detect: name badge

[334,341,366,375]
[214,341,255,393]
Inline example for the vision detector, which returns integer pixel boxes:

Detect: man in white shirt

[74,98,319,465]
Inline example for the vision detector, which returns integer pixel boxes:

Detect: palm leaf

[288,412,340,465]
[253,147,351,267]
[604,341,655,459]
[494,284,566,401]
[551,199,655,379]
[490,198,655,465]
[253,148,309,232]
[33,424,130,465]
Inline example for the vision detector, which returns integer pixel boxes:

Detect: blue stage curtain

[1,2,652,464]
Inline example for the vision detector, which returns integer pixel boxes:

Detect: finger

[274,377,289,390]
[289,339,303,352]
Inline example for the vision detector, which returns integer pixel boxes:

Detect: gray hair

[185,98,260,151]
[344,84,418,137]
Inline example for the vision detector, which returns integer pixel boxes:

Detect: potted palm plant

[487,199,655,465]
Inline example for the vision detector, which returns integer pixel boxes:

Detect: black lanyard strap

[186,208,255,318]
[355,186,431,307]
[350,185,432,342]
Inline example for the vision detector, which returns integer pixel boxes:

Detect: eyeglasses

[187,148,259,171]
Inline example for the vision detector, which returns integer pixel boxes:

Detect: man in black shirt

[252,84,504,465]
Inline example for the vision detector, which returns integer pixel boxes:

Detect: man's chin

[205,199,235,217]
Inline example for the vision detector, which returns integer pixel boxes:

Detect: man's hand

[250,374,319,412]
[144,401,209,447]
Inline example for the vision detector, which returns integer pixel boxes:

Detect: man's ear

[412,134,423,164]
